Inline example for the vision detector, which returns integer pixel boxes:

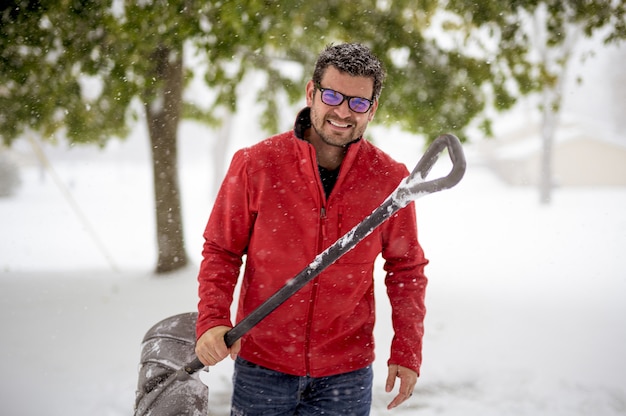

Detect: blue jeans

[231,357,373,416]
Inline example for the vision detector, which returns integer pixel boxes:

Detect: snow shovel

[134,133,466,416]
[135,312,208,416]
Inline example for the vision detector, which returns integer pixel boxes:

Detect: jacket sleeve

[196,149,253,340]
[382,201,429,375]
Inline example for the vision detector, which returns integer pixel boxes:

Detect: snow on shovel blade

[134,312,207,416]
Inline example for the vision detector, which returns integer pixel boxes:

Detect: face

[306,66,378,148]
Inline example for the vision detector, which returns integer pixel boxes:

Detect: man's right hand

[195,325,241,366]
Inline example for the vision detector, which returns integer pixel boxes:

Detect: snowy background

[1,40,625,415]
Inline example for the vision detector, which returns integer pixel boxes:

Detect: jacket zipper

[320,207,328,240]
[304,192,327,375]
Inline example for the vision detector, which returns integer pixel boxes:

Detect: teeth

[329,120,350,128]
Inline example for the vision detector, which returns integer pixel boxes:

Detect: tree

[1,0,191,273]
[530,1,625,203]
[444,0,625,203]
[5,1,618,273]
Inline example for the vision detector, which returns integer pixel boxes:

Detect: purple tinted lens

[349,98,370,113]
[321,89,344,105]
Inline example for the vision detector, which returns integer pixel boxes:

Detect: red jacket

[197,112,428,377]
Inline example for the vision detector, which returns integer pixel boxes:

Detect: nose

[334,99,353,118]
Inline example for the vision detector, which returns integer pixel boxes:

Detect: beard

[310,106,368,148]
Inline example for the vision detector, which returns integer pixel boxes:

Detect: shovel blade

[134,312,208,416]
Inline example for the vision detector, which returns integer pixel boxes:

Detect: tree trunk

[539,92,556,204]
[536,15,580,205]
[144,45,188,274]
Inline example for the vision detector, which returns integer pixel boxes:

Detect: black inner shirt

[318,165,339,198]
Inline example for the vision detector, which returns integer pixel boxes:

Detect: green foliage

[444,0,625,107]
[1,0,624,147]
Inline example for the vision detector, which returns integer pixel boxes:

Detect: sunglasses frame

[314,83,374,114]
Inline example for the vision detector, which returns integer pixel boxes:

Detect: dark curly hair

[312,43,386,100]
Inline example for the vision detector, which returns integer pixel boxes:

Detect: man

[195,43,428,415]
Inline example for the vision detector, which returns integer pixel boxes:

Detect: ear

[305,80,315,107]
[368,100,379,121]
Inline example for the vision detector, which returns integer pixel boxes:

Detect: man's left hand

[385,364,417,409]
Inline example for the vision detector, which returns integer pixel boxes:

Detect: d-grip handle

[401,133,466,198]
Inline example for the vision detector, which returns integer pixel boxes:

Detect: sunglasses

[315,83,374,114]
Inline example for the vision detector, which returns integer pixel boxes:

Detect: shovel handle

[399,133,466,201]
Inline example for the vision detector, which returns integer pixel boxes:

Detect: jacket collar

[294,107,312,140]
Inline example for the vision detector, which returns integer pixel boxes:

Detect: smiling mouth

[328,119,352,129]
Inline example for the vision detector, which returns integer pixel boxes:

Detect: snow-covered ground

[1,115,625,416]
[2,37,626,416]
